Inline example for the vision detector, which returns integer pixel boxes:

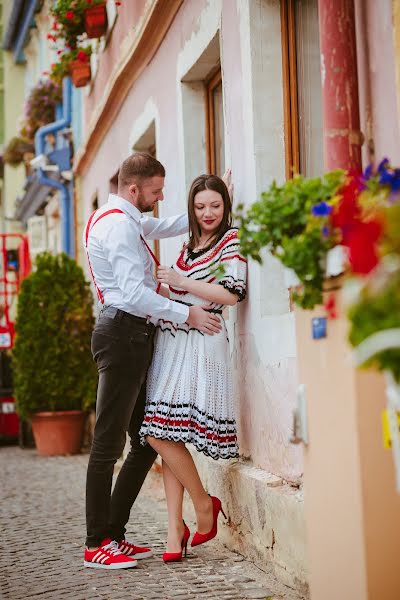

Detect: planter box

[84,4,108,38]
[70,60,91,88]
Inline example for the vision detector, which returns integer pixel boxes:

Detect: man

[83,153,221,569]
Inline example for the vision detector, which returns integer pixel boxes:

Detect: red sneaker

[117,538,153,560]
[84,538,138,569]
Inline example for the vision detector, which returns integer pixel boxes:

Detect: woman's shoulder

[219,227,240,247]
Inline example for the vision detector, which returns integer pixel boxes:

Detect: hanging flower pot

[84,3,108,38]
[70,50,92,87]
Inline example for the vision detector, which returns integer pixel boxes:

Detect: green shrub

[13,252,97,419]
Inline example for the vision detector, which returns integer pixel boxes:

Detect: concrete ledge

[188,448,309,597]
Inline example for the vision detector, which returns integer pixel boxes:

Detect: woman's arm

[157,267,238,306]
[158,283,170,299]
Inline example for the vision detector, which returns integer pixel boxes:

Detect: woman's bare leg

[162,460,185,552]
[147,437,213,533]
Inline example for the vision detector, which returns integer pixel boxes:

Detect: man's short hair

[117,153,165,188]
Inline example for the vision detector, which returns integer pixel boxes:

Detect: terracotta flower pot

[70,60,91,88]
[84,4,108,38]
[30,410,86,456]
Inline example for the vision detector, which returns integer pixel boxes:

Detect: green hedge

[13,252,97,419]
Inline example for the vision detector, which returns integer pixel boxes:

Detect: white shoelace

[102,540,123,556]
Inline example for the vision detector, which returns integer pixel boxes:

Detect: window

[205,68,225,176]
[281,0,323,178]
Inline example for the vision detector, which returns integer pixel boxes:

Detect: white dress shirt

[83,194,189,323]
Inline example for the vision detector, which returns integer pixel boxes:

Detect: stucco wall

[355,0,400,165]
[80,0,303,481]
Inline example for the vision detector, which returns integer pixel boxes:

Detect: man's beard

[137,191,155,213]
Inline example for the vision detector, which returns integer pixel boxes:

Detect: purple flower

[378,157,390,173]
[312,202,333,217]
[379,166,400,191]
[322,225,330,238]
[364,163,373,180]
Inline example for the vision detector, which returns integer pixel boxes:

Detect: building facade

[3,0,400,597]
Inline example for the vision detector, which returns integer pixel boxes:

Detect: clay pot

[30,410,86,456]
[84,4,108,38]
[70,60,91,88]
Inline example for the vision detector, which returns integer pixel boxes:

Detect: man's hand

[187,305,222,335]
[157,266,184,288]
[222,168,233,202]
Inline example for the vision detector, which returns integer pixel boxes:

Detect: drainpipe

[35,78,74,256]
[318,0,362,170]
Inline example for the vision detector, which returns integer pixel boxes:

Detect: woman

[139,174,247,561]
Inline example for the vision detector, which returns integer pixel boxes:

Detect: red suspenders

[84,208,161,304]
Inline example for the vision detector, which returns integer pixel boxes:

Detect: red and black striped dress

[139,228,247,460]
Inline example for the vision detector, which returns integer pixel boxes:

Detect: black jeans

[86,307,157,547]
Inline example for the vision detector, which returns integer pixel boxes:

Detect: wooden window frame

[281,0,300,179]
[205,66,222,174]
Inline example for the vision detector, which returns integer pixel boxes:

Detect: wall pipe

[35,78,74,257]
[318,0,362,170]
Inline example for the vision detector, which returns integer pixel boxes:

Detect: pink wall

[79,0,303,480]
[356,0,400,166]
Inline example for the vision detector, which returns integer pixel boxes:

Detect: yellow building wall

[2,52,26,234]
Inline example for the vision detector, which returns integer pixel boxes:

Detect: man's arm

[104,221,189,323]
[141,213,188,240]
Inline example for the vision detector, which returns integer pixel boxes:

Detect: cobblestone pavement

[0,446,304,600]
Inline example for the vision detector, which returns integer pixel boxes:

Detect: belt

[99,306,155,329]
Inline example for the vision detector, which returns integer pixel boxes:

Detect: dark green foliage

[13,253,97,419]
[348,269,400,382]
[237,171,345,309]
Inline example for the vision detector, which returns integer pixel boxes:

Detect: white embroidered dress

[139,228,247,460]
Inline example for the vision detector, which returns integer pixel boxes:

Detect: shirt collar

[108,194,142,223]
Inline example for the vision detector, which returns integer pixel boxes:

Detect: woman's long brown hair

[187,174,232,251]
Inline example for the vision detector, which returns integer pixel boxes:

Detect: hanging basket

[70,60,92,88]
[84,3,108,38]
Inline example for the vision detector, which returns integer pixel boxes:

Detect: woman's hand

[157,266,185,288]
[222,168,234,202]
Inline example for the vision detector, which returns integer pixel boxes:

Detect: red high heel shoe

[191,495,227,547]
[162,522,190,563]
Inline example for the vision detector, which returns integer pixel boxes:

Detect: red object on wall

[318,0,362,170]
[70,60,92,88]
[84,4,108,38]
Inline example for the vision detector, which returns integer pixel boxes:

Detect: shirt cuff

[170,301,189,324]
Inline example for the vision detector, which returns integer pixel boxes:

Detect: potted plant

[50,47,92,87]
[51,0,109,45]
[237,170,345,309]
[84,1,108,38]
[22,79,62,140]
[13,252,97,456]
[343,159,400,381]
[3,136,35,167]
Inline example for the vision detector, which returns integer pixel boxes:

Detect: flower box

[70,59,91,87]
[84,3,108,38]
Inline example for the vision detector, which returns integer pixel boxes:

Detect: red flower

[66,11,74,19]
[47,34,56,42]
[345,219,383,274]
[115,1,121,5]
[77,51,89,62]
[52,21,58,30]
[324,293,338,319]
